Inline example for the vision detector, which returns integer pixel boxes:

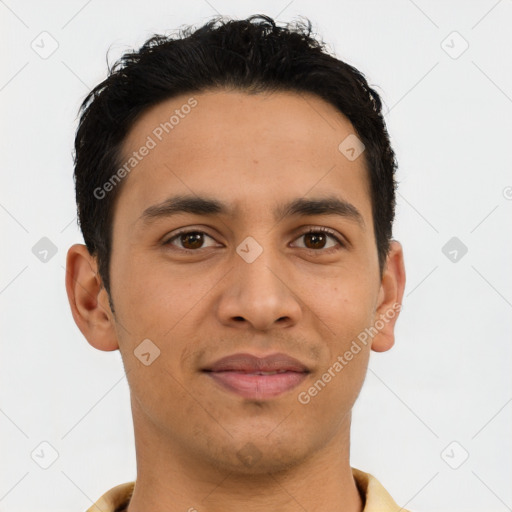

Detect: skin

[66,89,405,512]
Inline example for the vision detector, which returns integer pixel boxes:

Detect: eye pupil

[305,232,326,249]
[181,232,204,249]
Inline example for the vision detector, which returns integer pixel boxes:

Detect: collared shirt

[86,467,410,512]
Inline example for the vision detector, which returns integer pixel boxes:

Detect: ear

[371,240,406,353]
[65,243,119,352]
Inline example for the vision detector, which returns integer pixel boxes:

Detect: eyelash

[162,227,345,254]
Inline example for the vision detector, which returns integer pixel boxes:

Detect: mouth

[202,352,310,400]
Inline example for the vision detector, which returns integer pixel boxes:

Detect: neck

[126,401,363,512]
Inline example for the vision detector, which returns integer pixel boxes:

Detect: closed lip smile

[202,352,310,399]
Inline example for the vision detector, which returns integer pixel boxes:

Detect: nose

[215,244,302,331]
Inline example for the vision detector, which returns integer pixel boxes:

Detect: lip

[204,352,310,373]
[203,352,310,400]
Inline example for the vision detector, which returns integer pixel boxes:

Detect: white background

[1,1,511,511]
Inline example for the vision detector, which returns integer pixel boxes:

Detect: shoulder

[352,467,412,512]
[85,481,135,512]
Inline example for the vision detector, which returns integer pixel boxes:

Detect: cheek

[302,280,375,408]
[293,340,370,447]
[304,274,376,341]
[112,254,206,335]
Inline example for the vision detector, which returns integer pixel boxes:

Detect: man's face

[105,90,398,473]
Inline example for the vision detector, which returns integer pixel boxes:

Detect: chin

[206,439,310,476]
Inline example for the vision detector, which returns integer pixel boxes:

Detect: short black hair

[73,14,398,312]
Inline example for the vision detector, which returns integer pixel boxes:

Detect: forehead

[114,89,372,229]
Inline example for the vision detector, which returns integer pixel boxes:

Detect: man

[65,14,407,512]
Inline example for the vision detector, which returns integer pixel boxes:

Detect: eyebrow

[138,194,365,229]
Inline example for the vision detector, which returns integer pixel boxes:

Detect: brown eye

[292,228,344,252]
[179,232,204,249]
[163,230,218,251]
[303,231,328,249]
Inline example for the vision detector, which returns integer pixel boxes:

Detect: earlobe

[371,240,406,353]
[65,244,119,352]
